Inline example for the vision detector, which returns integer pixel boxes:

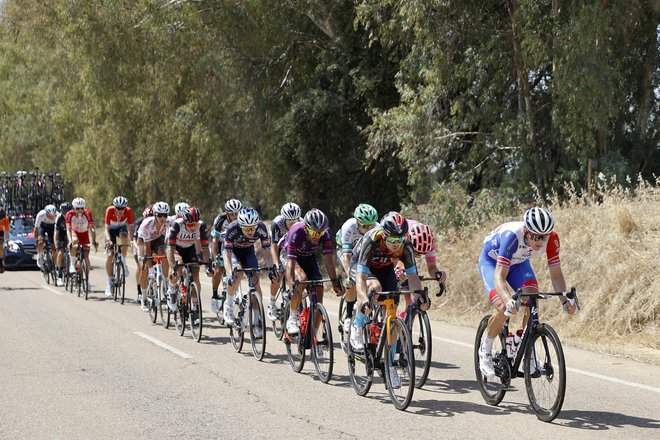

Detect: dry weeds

[425,175,660,365]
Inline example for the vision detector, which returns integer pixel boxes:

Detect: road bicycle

[69,244,90,300]
[284,278,336,384]
[474,288,579,422]
[170,262,203,342]
[228,267,268,360]
[346,288,423,410]
[110,243,130,304]
[269,267,288,340]
[143,255,168,326]
[212,255,228,327]
[39,242,55,285]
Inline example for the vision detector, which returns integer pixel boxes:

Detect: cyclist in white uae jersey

[137,201,170,311]
[34,204,57,270]
[477,207,577,377]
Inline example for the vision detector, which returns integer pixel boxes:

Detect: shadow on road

[556,410,660,430]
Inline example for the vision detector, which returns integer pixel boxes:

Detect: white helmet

[153,201,170,215]
[523,207,554,235]
[280,202,301,220]
[113,196,128,208]
[44,204,57,216]
[237,207,259,227]
[175,202,189,217]
[225,199,242,215]
[72,197,86,209]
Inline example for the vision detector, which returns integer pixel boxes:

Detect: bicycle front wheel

[409,309,432,388]
[147,282,158,324]
[311,302,334,383]
[229,293,244,352]
[42,254,51,284]
[346,324,372,396]
[285,306,305,373]
[525,323,566,422]
[188,283,203,342]
[473,315,508,406]
[81,259,89,301]
[337,296,348,355]
[158,276,169,327]
[271,286,286,340]
[249,291,267,360]
[384,318,415,410]
[174,290,186,336]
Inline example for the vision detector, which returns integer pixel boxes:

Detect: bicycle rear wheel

[346,323,373,396]
[311,302,334,383]
[474,315,508,406]
[189,283,203,342]
[409,309,432,388]
[384,318,415,410]
[248,291,267,360]
[525,323,566,422]
[147,282,158,323]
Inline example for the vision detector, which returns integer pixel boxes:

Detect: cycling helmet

[523,207,554,235]
[72,197,86,209]
[143,205,154,218]
[280,202,301,220]
[113,196,128,208]
[59,202,72,214]
[304,208,329,233]
[237,207,259,227]
[380,212,408,237]
[225,199,242,215]
[153,201,170,215]
[174,202,189,217]
[353,203,378,226]
[409,223,434,254]
[182,206,200,223]
[44,204,57,216]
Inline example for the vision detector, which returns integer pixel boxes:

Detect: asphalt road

[1,255,658,439]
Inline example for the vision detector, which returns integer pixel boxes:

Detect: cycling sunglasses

[156,213,168,218]
[241,226,257,234]
[385,235,405,244]
[527,233,549,242]
[304,225,323,239]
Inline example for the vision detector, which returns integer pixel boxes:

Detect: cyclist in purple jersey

[222,207,275,330]
[283,209,343,335]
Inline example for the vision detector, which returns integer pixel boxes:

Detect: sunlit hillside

[422,176,660,365]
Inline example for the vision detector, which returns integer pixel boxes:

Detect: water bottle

[505,332,515,358]
[299,308,309,334]
[148,267,156,280]
[369,322,382,344]
[512,329,523,359]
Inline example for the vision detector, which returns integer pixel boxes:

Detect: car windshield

[10,217,35,234]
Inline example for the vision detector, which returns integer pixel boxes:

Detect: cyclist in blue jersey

[210,199,242,314]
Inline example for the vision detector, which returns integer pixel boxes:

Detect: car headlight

[7,240,21,252]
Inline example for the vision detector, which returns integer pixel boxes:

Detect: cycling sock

[482,335,495,352]
[346,300,356,318]
[212,288,218,298]
[137,285,142,295]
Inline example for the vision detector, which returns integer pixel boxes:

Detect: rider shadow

[0,286,39,291]
[407,398,523,417]
[555,410,660,430]
[200,334,232,346]
[260,353,294,366]
[419,378,478,395]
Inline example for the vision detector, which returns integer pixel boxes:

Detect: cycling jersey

[407,219,437,265]
[54,213,67,240]
[138,217,168,243]
[482,221,560,268]
[270,214,301,244]
[133,216,144,240]
[167,218,209,249]
[211,213,232,239]
[35,210,56,228]
[223,220,270,252]
[337,218,365,254]
[351,227,417,275]
[283,221,333,260]
[65,210,94,245]
[104,206,134,230]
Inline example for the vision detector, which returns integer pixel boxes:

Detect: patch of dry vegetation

[418,175,660,364]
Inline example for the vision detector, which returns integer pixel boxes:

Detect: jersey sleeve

[199,223,209,246]
[167,223,180,246]
[86,210,94,225]
[223,225,238,251]
[496,230,519,268]
[258,222,271,249]
[127,207,134,225]
[35,212,44,229]
[340,222,353,251]
[546,231,561,267]
[321,229,333,254]
[104,207,112,225]
[286,230,302,261]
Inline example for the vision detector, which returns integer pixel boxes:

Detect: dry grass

[423,175,660,365]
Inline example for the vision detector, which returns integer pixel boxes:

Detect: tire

[229,291,244,352]
[474,315,508,406]
[189,283,203,342]
[337,296,348,355]
[248,291,267,360]
[271,285,286,340]
[174,286,186,336]
[215,290,226,327]
[384,318,415,410]
[158,276,168,327]
[346,323,372,396]
[311,302,334,384]
[81,259,89,301]
[147,282,158,324]
[117,261,125,304]
[286,300,306,373]
[42,252,51,284]
[525,324,566,422]
[409,309,432,388]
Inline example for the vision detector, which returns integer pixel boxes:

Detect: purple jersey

[283,221,333,260]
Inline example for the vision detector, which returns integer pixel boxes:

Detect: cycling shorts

[109,227,129,244]
[478,250,539,303]
[39,224,56,244]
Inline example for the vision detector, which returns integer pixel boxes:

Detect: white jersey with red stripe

[65,210,94,234]
[137,216,168,243]
[483,221,560,268]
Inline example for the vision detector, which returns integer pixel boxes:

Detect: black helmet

[303,208,329,233]
[59,202,72,214]
[380,212,408,237]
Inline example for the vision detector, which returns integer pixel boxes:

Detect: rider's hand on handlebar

[562,300,577,315]
[435,270,447,284]
[504,298,518,317]
[331,277,344,296]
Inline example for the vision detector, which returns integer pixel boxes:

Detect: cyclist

[282,208,343,335]
[336,203,379,335]
[167,201,189,229]
[267,202,302,320]
[53,202,72,286]
[66,197,98,276]
[132,205,151,303]
[103,196,135,296]
[34,204,58,270]
[166,207,210,316]
[137,202,170,311]
[0,207,8,273]
[349,212,423,355]
[222,207,274,335]
[477,207,577,378]
[209,198,242,314]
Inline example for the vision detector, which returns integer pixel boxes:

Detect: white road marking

[41,284,64,296]
[133,331,192,359]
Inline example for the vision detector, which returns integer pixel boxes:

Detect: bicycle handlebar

[418,276,446,297]
[368,287,428,299]
[513,287,580,310]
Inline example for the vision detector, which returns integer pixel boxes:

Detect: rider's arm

[548,264,567,297]
[66,223,72,243]
[323,253,338,279]
[222,248,233,277]
[493,265,512,303]
[341,252,352,275]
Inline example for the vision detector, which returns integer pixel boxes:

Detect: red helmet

[183,206,200,223]
[409,223,434,254]
[143,205,154,218]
